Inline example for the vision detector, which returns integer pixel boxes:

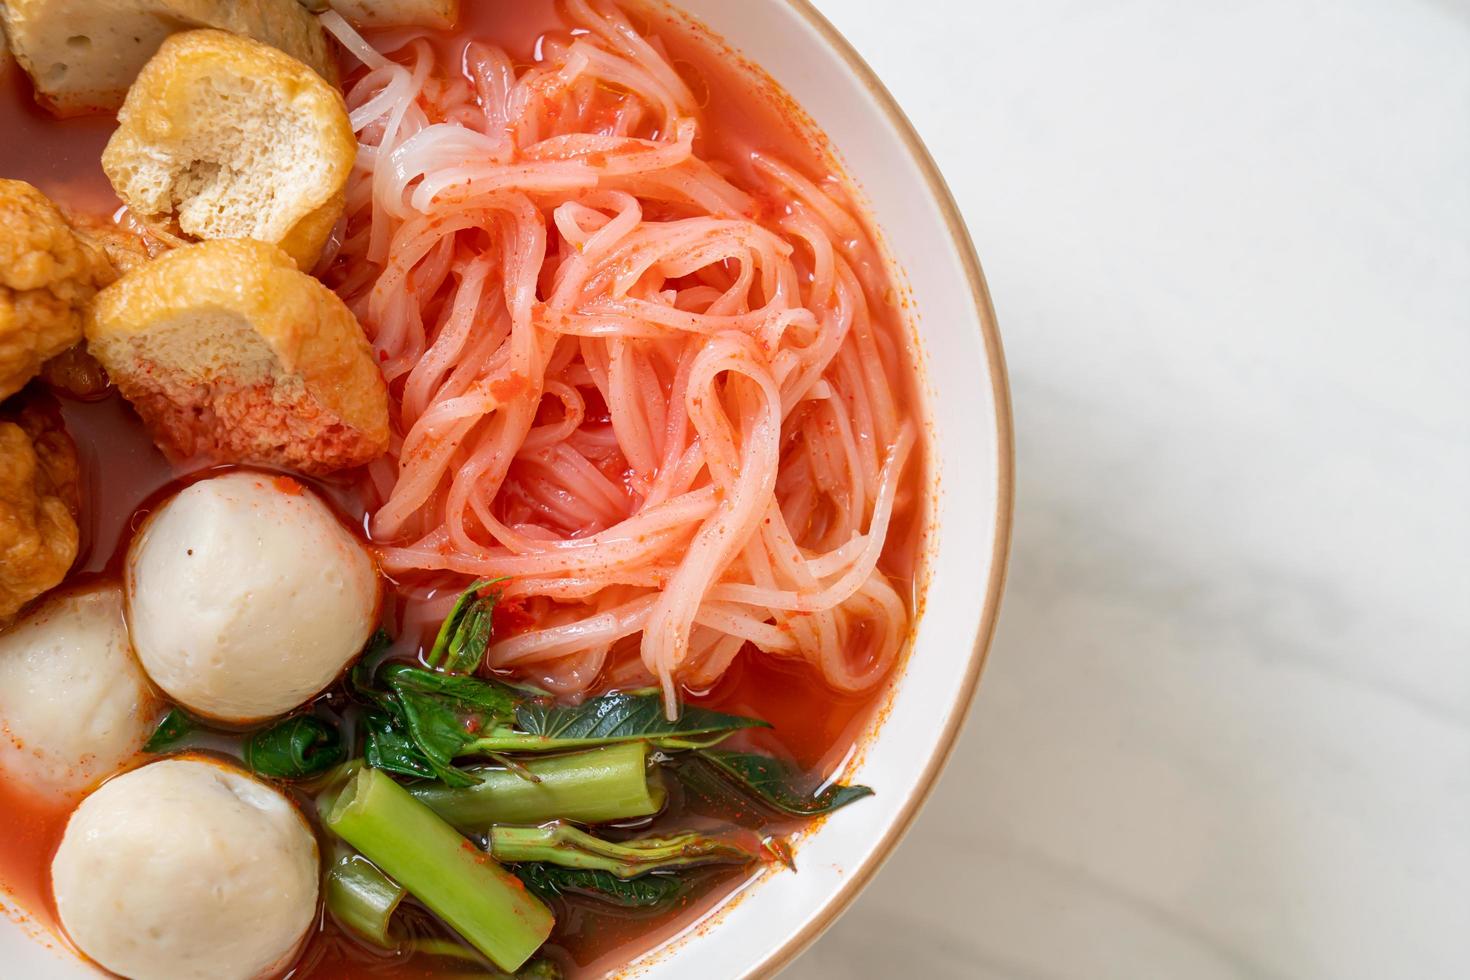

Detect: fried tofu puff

[0,0,336,117]
[326,0,460,29]
[102,29,356,270]
[0,179,111,400]
[39,214,157,400]
[0,401,80,623]
[86,238,390,475]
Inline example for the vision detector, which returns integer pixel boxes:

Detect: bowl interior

[0,2,1009,977]
[618,3,1007,976]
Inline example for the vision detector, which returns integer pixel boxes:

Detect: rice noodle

[329,1,920,714]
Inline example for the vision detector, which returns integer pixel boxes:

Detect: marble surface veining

[787,1,1470,977]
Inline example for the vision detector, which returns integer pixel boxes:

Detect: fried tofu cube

[0,179,111,400]
[36,213,156,400]
[326,0,458,29]
[0,401,80,623]
[0,0,337,117]
[85,238,390,475]
[102,29,355,270]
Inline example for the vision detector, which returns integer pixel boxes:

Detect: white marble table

[788,2,1470,977]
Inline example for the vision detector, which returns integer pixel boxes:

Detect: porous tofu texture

[327,0,459,29]
[102,29,355,270]
[0,401,80,624]
[85,238,390,475]
[0,0,337,117]
[0,179,111,400]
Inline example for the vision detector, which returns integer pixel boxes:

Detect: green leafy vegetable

[362,709,439,781]
[489,821,763,877]
[512,863,689,910]
[382,663,520,717]
[356,653,768,772]
[352,663,522,786]
[143,708,196,753]
[144,708,347,781]
[244,715,347,779]
[673,751,874,817]
[466,690,770,754]
[425,579,506,675]
[378,665,522,787]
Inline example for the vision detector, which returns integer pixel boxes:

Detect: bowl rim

[745,2,1016,976]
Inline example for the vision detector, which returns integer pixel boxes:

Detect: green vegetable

[466,690,770,754]
[408,743,665,831]
[673,750,874,817]
[144,708,347,781]
[382,663,519,716]
[349,629,396,696]
[325,855,404,947]
[244,715,346,779]
[362,708,439,781]
[489,821,762,877]
[356,665,520,787]
[513,864,690,910]
[323,767,554,972]
[425,579,505,674]
[143,708,196,753]
[356,658,767,770]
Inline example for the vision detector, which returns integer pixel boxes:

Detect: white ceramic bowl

[0,1,1011,977]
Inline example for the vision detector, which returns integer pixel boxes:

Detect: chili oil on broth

[0,2,928,977]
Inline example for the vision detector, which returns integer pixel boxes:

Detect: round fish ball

[0,585,158,801]
[126,471,379,723]
[52,756,319,980]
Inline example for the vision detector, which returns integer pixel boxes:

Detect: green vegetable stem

[325,854,405,948]
[408,742,666,831]
[489,821,763,878]
[323,767,555,972]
